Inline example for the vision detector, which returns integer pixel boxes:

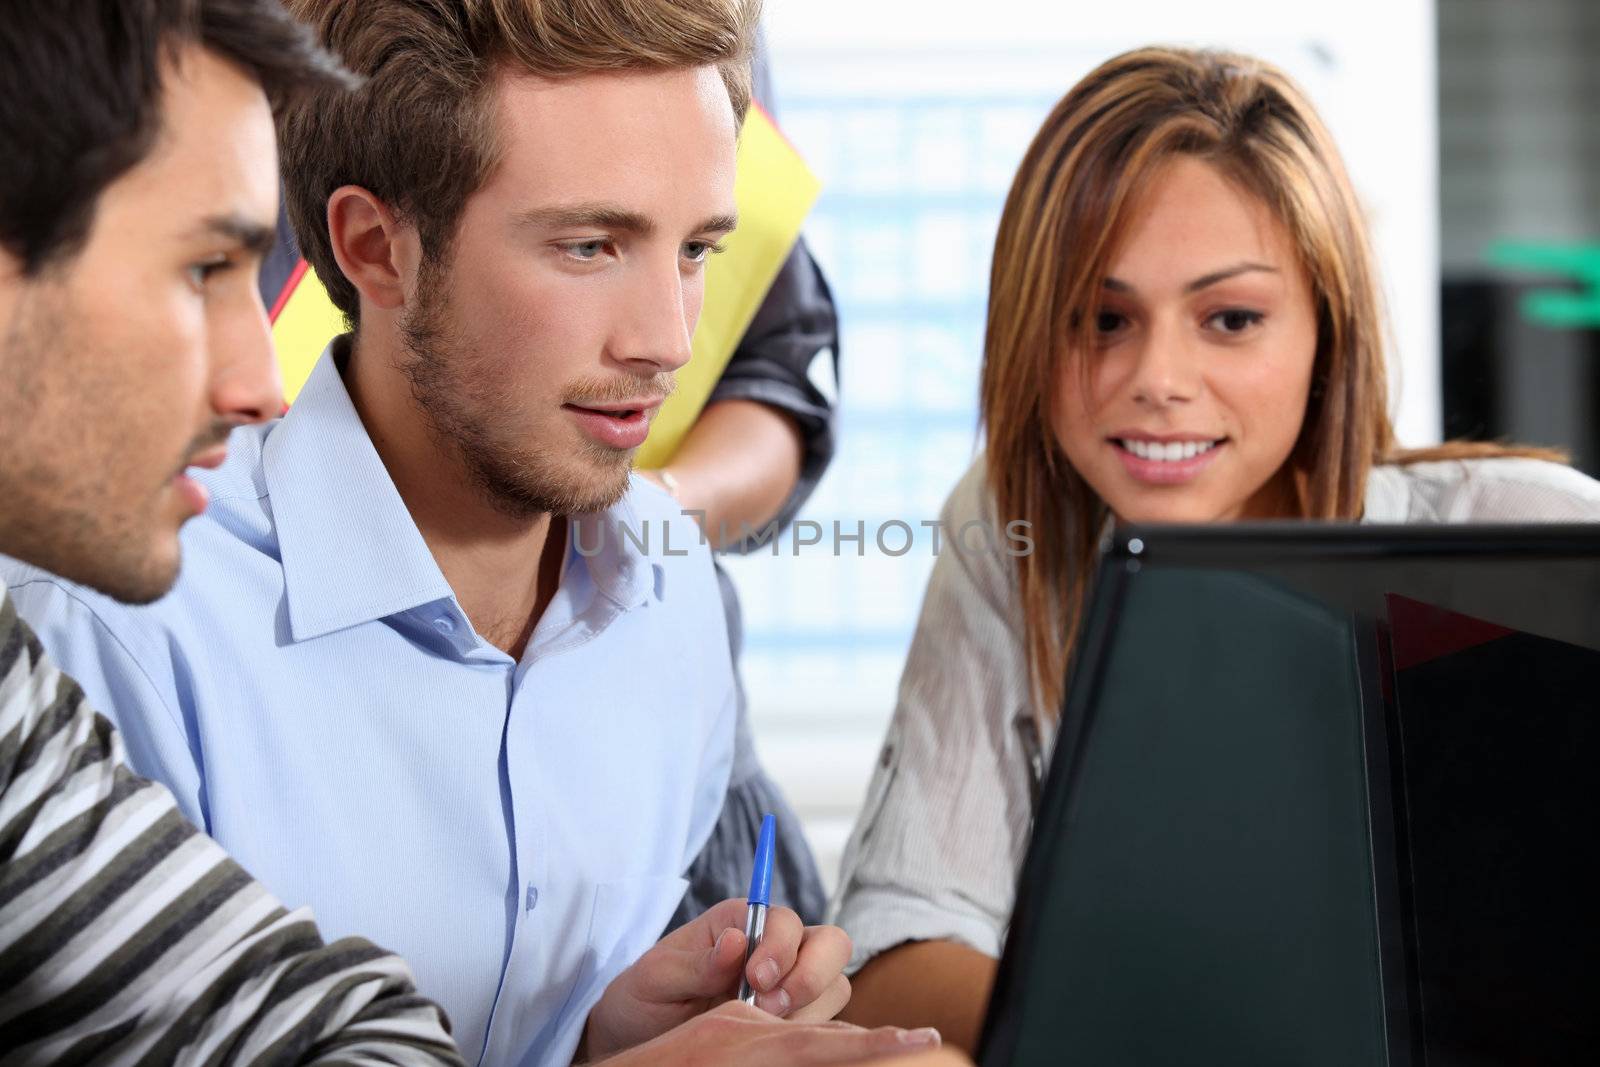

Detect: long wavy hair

[980,46,1560,716]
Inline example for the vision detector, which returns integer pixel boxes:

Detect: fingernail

[899,1028,941,1048]
[758,987,792,1016]
[713,928,732,954]
[754,959,781,992]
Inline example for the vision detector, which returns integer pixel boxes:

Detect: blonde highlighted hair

[279,0,761,324]
[980,46,1562,716]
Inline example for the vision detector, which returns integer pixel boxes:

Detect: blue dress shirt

[3,343,738,1066]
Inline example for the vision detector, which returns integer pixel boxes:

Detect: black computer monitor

[980,524,1600,1067]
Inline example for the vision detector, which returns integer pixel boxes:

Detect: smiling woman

[830,45,1600,1054]
[1052,155,1320,524]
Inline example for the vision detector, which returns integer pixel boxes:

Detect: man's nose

[609,259,695,375]
[211,296,285,425]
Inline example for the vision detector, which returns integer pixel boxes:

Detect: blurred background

[720,0,1599,888]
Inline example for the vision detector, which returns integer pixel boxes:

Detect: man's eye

[1207,308,1265,333]
[561,240,608,261]
[682,240,726,264]
[186,258,231,290]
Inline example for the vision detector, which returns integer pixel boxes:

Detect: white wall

[768,0,1441,443]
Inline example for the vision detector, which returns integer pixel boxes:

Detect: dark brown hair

[278,0,762,326]
[0,0,353,274]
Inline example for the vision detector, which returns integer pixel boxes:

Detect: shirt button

[433,616,456,634]
[524,885,539,912]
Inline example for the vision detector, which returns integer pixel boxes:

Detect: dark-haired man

[3,1,942,1065]
[0,1,464,1061]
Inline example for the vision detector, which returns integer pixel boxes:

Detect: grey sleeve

[710,31,841,545]
[708,236,840,541]
[666,565,829,930]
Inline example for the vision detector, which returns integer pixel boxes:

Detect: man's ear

[326,186,420,313]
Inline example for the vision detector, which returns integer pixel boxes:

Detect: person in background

[0,0,463,1060]
[651,39,838,932]
[2,0,948,1064]
[831,45,1600,1054]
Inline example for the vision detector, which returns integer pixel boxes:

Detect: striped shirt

[830,454,1600,971]
[0,594,465,1065]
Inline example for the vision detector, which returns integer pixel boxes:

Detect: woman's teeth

[1119,439,1217,462]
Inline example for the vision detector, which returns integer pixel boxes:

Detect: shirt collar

[263,338,454,642]
[1361,464,1410,523]
[263,338,664,643]
[570,490,664,612]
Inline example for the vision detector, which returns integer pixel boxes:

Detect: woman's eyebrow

[1183,261,1278,293]
[1102,261,1279,294]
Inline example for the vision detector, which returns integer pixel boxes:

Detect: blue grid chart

[720,93,1057,730]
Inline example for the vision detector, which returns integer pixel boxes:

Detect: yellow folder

[270,106,821,469]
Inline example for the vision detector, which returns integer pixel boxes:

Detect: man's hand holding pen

[581,895,856,1059]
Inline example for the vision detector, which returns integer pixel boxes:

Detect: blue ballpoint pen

[735,813,776,1005]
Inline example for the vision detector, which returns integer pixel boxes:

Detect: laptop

[979,524,1600,1066]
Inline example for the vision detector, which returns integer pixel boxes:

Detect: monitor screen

[980,524,1600,1067]
[1386,594,1599,1063]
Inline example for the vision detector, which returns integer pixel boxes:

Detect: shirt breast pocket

[548,873,691,1052]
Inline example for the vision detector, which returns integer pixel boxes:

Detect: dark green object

[1005,570,1387,1066]
[1486,241,1600,328]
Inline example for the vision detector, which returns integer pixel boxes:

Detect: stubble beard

[0,283,186,605]
[397,262,634,521]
